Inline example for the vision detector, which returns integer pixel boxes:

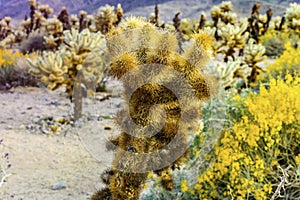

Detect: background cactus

[204,57,251,89]
[92,17,213,200]
[210,1,237,26]
[244,38,267,83]
[94,4,123,34]
[27,28,107,119]
[285,2,300,35]
[204,19,249,61]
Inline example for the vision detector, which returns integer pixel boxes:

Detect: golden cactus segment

[110,52,139,79]
[150,31,178,61]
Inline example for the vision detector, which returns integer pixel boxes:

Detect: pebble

[50,100,60,106]
[26,125,34,130]
[51,181,66,190]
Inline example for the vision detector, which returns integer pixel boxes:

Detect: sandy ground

[0,80,123,200]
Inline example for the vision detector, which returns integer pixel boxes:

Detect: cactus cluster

[0,0,124,51]
[211,1,237,25]
[94,4,123,34]
[244,38,267,83]
[204,37,266,88]
[0,17,15,47]
[247,4,274,41]
[92,17,213,200]
[27,28,107,119]
[285,3,300,34]
[204,19,249,61]
[204,57,250,89]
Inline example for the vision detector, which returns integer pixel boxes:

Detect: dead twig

[270,165,293,200]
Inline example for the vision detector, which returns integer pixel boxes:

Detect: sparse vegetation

[0,1,300,199]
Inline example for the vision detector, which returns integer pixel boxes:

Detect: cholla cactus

[41,16,64,48]
[211,1,237,25]
[285,3,300,34]
[70,14,79,29]
[115,3,124,25]
[216,19,249,61]
[92,17,213,200]
[244,38,267,83]
[38,4,53,19]
[27,28,107,119]
[57,7,71,30]
[197,12,207,30]
[79,10,88,31]
[179,18,195,39]
[0,17,13,42]
[204,57,250,89]
[271,15,286,31]
[94,4,123,34]
[1,34,15,48]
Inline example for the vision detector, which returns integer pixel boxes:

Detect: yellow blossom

[181,179,189,193]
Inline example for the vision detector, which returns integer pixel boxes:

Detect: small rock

[41,128,50,135]
[51,181,66,190]
[87,115,98,121]
[26,124,34,130]
[50,100,60,106]
[104,126,112,130]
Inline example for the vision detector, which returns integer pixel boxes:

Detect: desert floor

[0,79,123,200]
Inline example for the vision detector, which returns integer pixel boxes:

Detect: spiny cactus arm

[27,51,68,90]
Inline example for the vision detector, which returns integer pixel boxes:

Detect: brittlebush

[267,41,300,77]
[193,73,300,199]
[0,49,23,67]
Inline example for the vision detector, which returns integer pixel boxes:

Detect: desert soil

[0,79,123,200]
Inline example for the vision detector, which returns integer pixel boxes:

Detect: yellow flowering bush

[0,48,37,89]
[266,41,300,77]
[195,73,300,199]
[0,48,23,67]
[141,74,300,200]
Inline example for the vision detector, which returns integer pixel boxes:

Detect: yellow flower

[181,179,189,193]
[147,172,153,179]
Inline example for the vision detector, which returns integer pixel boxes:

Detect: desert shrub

[259,30,297,58]
[19,32,46,54]
[194,74,300,199]
[265,41,300,80]
[262,37,285,57]
[142,73,300,200]
[0,48,39,90]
